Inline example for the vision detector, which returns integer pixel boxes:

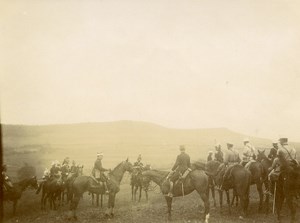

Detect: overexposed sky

[1,0,300,140]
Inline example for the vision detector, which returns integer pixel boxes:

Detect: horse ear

[126,157,129,162]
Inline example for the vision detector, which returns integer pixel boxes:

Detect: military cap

[279,138,288,145]
[179,145,185,151]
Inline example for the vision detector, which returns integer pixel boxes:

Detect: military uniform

[93,158,108,182]
[215,150,224,163]
[268,143,278,161]
[241,142,256,166]
[223,148,240,164]
[167,146,191,197]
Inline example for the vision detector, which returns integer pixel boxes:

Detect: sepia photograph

[1,0,300,222]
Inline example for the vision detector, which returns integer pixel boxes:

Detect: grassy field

[2,121,300,222]
[3,177,297,223]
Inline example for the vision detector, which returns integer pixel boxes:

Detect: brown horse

[206,162,251,218]
[3,176,38,216]
[256,149,273,213]
[38,175,64,210]
[274,155,300,223]
[142,169,210,222]
[131,164,151,202]
[68,159,133,220]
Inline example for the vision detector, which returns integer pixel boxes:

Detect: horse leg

[101,194,103,208]
[286,194,296,223]
[138,186,142,202]
[97,193,99,207]
[145,189,148,202]
[131,185,134,201]
[264,180,270,214]
[211,185,216,207]
[164,196,172,220]
[256,182,264,212]
[224,190,231,215]
[134,185,138,202]
[12,200,17,216]
[69,194,81,220]
[198,191,210,223]
[105,193,115,218]
[219,190,223,211]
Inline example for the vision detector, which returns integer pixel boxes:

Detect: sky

[1,0,300,141]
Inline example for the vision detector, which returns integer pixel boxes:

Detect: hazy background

[1,0,300,141]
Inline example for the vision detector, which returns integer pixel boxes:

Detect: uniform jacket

[93,159,107,178]
[268,148,278,160]
[224,148,240,164]
[215,150,224,162]
[277,144,296,162]
[242,144,256,162]
[172,152,191,173]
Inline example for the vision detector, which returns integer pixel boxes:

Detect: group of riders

[2,137,298,199]
[206,137,298,196]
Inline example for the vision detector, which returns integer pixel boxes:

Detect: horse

[3,176,38,216]
[244,160,267,212]
[256,149,273,213]
[68,159,133,220]
[131,164,151,202]
[38,175,64,210]
[274,155,300,223]
[63,165,84,204]
[142,168,210,222]
[206,161,251,219]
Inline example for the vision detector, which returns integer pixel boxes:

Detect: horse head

[29,176,39,189]
[123,159,133,173]
[256,149,266,162]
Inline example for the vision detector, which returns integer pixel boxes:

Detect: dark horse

[38,175,64,210]
[256,149,273,214]
[68,159,133,220]
[274,155,300,223]
[142,168,210,222]
[131,164,151,202]
[3,176,38,215]
[244,159,268,213]
[206,161,251,218]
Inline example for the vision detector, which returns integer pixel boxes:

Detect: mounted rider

[240,138,256,167]
[268,142,279,161]
[92,152,109,194]
[2,164,13,191]
[266,137,298,196]
[167,145,191,197]
[214,143,224,163]
[50,160,61,179]
[207,151,214,162]
[61,157,70,180]
[220,143,241,190]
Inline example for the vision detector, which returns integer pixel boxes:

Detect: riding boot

[104,182,109,194]
[168,181,174,197]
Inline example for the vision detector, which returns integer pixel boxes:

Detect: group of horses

[3,152,300,223]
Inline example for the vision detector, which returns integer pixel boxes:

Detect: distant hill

[2,120,275,147]
[2,121,299,174]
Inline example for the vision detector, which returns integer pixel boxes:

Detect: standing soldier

[214,143,224,163]
[93,152,109,194]
[167,145,191,197]
[241,138,256,166]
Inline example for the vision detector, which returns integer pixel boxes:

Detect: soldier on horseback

[240,138,256,167]
[61,157,70,180]
[219,143,241,190]
[266,138,298,196]
[50,160,61,179]
[2,164,13,191]
[214,143,224,163]
[166,145,191,197]
[92,152,109,194]
[268,142,279,161]
[207,151,214,162]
